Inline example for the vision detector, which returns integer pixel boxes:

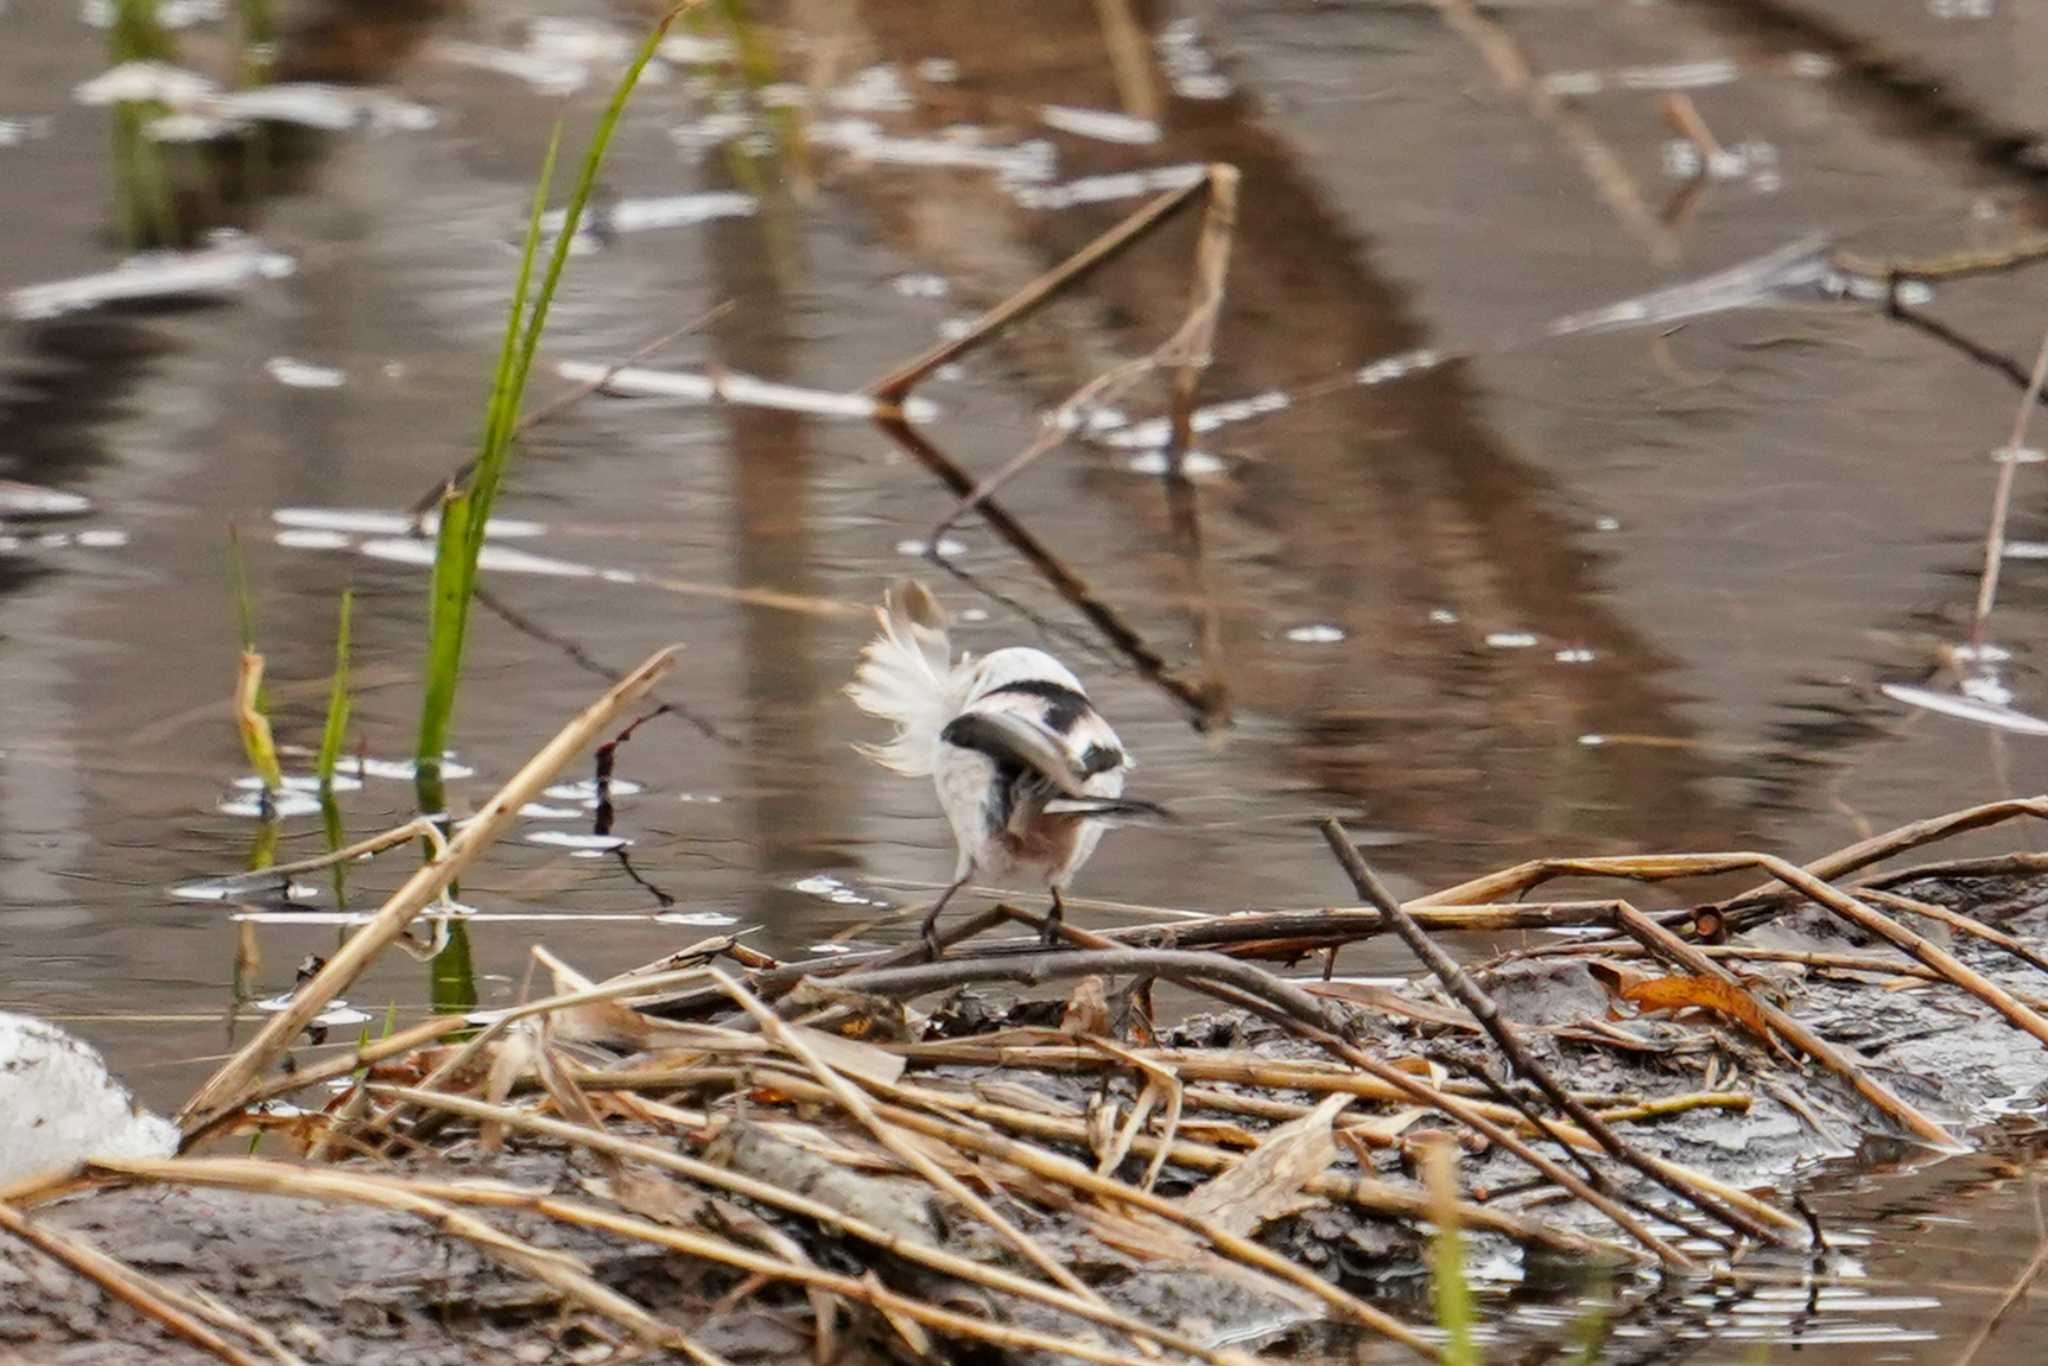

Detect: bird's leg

[921,874,970,959]
[1041,886,1067,947]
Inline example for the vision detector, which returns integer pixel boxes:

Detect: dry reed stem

[0,1200,274,1366]
[1833,231,2048,283]
[393,1178,1174,1366]
[712,1068,1442,1354]
[177,645,680,1132]
[1321,819,1792,1246]
[354,963,716,1143]
[1705,795,2048,921]
[1163,974,1694,1266]
[1861,887,2048,978]
[867,179,1204,401]
[865,172,1240,726]
[1442,850,2048,1055]
[1610,904,1960,1148]
[811,945,1693,1259]
[1092,0,1161,120]
[181,1015,472,1147]
[94,1156,690,1352]
[370,1085,1246,1365]
[834,1066,1624,1261]
[710,969,1151,1351]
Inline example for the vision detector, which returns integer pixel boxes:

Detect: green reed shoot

[414,8,681,784]
[316,589,353,794]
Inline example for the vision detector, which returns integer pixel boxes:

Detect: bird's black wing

[939,711,1088,797]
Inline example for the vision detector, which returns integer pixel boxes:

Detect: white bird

[847,581,1163,951]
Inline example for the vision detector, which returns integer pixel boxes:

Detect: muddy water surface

[5,0,2048,1358]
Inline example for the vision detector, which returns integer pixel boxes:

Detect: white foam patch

[273,507,545,538]
[1285,624,1346,644]
[360,539,595,579]
[8,234,294,321]
[1040,105,1161,145]
[524,831,629,851]
[265,356,345,389]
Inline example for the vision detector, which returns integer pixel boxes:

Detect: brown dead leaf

[1180,1093,1351,1237]
[1062,974,1111,1037]
[1622,973,1786,1058]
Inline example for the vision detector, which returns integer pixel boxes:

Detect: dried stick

[1319,820,1788,1246]
[0,1200,271,1365]
[1165,973,1693,1267]
[181,1014,473,1148]
[1704,795,2048,924]
[177,645,680,1131]
[1429,850,2048,1054]
[1608,903,1959,1147]
[370,1087,1243,1365]
[1860,887,2048,978]
[827,941,1685,1263]
[389,1174,1169,1366]
[1971,322,2048,653]
[711,971,1143,1346]
[702,1070,1444,1353]
[1833,231,2048,283]
[875,418,1213,725]
[867,179,1205,401]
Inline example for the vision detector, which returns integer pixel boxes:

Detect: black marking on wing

[1080,743,1124,776]
[982,678,1090,735]
[941,712,1087,796]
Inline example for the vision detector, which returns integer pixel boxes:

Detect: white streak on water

[557,360,939,424]
[1013,163,1205,211]
[360,538,597,579]
[74,61,217,106]
[273,507,546,538]
[1882,682,2048,736]
[1040,104,1161,145]
[8,234,295,321]
[265,356,346,389]
[540,191,756,238]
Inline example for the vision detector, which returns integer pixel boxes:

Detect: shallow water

[4,0,2048,1358]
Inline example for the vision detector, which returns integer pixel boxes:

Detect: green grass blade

[227,525,258,654]
[416,490,473,777]
[316,588,353,794]
[414,10,684,780]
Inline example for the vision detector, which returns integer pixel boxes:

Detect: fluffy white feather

[844,580,971,777]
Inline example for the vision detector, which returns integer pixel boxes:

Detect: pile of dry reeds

[6,649,2048,1364]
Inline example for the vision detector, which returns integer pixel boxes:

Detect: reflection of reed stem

[1970,324,2048,654]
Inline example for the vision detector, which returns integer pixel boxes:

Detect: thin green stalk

[227,526,258,654]
[413,8,689,784]
[316,589,353,794]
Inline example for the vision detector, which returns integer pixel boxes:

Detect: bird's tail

[845,580,969,777]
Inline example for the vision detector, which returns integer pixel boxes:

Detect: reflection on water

[4,0,2048,1355]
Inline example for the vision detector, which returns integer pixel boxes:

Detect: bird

[847,581,1163,953]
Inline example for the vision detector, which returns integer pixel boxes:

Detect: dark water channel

[5,0,2048,1358]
